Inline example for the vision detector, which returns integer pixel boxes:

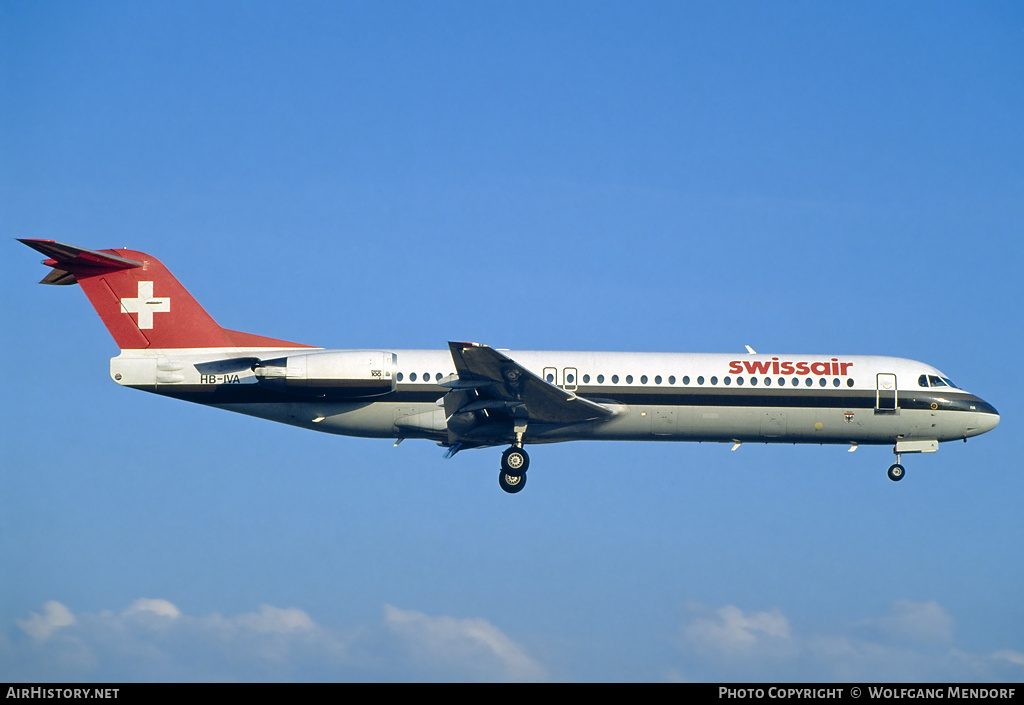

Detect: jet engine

[253,350,397,397]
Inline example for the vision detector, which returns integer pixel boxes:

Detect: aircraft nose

[967,399,999,436]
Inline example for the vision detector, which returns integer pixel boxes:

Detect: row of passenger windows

[396,371,855,388]
[567,374,855,388]
[396,372,447,382]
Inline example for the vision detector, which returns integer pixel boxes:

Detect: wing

[445,342,615,426]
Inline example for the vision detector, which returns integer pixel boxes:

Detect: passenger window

[805,378,813,387]
[410,373,417,381]
[833,378,840,387]
[682,376,690,384]
[710,376,718,385]
[697,376,705,385]
[626,375,633,384]
[750,377,757,386]
[847,379,854,387]
[598,374,605,383]
[819,378,827,387]
[764,377,770,386]
[724,376,731,385]
[583,374,590,383]
[436,373,443,381]
[655,376,662,384]
[669,376,676,384]
[546,373,555,383]
[612,375,619,384]
[397,372,404,381]
[735,376,743,385]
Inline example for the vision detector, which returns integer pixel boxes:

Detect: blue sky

[2,1,1022,682]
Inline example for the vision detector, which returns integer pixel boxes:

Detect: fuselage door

[876,373,898,411]
[563,367,578,391]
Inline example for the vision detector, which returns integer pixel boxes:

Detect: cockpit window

[920,374,961,389]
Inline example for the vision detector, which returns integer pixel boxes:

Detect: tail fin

[20,239,312,351]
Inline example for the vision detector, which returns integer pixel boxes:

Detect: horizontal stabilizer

[19,239,142,285]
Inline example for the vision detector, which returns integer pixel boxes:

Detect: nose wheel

[887,463,905,481]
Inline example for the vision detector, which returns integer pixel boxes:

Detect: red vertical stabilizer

[20,239,313,351]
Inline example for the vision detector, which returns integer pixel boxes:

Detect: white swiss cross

[120,281,171,329]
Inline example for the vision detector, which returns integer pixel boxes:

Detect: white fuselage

[110,348,1000,449]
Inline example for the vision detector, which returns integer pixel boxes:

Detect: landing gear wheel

[501,446,529,476]
[887,463,905,482]
[499,470,527,494]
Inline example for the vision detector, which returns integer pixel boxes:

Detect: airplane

[21,239,1000,494]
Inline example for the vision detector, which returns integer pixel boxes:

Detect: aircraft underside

[190,393,987,492]
[208,399,950,446]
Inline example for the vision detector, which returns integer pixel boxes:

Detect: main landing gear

[501,446,529,475]
[498,445,530,494]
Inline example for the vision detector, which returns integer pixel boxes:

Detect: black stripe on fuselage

[143,383,995,415]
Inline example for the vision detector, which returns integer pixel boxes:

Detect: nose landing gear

[888,448,905,481]
[887,463,905,481]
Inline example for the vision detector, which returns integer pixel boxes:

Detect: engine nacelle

[254,350,397,397]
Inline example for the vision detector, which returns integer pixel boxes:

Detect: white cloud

[16,601,76,643]
[382,604,547,682]
[9,597,1015,682]
[233,604,316,634]
[873,599,954,644]
[4,599,353,681]
[124,598,182,620]
[684,605,791,655]
[677,600,1020,682]
[991,650,1024,667]
[3,599,546,682]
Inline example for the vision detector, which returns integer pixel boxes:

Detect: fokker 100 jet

[21,239,999,493]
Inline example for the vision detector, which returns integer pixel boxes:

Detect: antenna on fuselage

[744,345,757,354]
